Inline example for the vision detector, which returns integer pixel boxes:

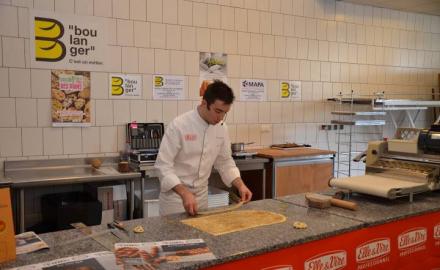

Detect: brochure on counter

[115,239,216,268]
[9,239,215,270]
[16,231,49,255]
[8,251,118,270]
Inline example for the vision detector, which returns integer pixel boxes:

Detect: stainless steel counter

[135,157,269,177]
[0,174,12,187]
[4,157,142,233]
[134,157,270,206]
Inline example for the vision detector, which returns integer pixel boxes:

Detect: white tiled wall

[0,0,439,169]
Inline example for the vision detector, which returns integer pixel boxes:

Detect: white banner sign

[30,10,107,71]
[153,75,185,100]
[240,79,266,101]
[109,74,142,99]
[280,81,301,100]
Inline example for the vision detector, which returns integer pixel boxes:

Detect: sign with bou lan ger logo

[153,75,185,100]
[110,74,142,99]
[30,10,107,71]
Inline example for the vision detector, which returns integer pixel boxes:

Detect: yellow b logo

[34,17,66,62]
[281,82,290,98]
[154,76,163,87]
[111,77,124,95]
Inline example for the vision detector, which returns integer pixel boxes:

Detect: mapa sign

[30,10,107,71]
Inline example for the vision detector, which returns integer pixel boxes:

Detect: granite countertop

[277,189,440,226]
[3,191,440,269]
[1,199,363,270]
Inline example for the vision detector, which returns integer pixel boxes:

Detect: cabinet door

[275,160,333,197]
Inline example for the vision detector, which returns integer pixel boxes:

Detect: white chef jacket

[154,109,240,215]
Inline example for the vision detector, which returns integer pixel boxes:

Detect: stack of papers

[16,231,49,255]
[207,186,229,208]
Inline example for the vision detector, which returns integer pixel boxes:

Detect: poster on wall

[240,79,267,101]
[29,10,107,71]
[51,70,91,127]
[153,75,185,100]
[109,74,142,99]
[199,52,227,96]
[280,81,301,101]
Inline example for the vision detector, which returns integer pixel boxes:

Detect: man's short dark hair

[203,80,235,109]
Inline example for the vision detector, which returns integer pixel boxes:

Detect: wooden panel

[256,148,335,159]
[275,162,333,197]
[311,162,334,191]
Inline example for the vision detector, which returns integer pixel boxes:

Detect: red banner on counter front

[205,211,440,270]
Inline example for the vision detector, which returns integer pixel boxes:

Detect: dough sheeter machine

[330,125,440,201]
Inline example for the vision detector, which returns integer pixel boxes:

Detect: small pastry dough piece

[133,225,144,233]
[293,221,307,229]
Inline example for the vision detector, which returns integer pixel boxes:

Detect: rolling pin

[305,193,358,211]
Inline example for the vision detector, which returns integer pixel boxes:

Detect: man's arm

[173,184,198,215]
[231,177,252,202]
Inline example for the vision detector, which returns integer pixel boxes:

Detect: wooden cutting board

[181,210,286,236]
[256,148,335,159]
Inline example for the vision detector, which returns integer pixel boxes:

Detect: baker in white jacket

[154,80,252,216]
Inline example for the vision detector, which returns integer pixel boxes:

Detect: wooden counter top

[256,147,335,159]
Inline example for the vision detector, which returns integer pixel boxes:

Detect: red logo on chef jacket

[304,250,347,270]
[184,134,197,141]
[356,238,391,269]
[398,227,427,256]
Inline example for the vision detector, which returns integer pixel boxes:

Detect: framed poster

[51,70,91,127]
[199,52,227,96]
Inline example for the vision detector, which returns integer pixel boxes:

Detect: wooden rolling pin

[305,193,358,211]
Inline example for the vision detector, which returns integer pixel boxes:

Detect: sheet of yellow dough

[329,175,428,198]
[181,210,287,236]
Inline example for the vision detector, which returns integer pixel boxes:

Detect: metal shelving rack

[331,92,386,178]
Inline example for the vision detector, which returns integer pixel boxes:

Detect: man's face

[202,99,231,125]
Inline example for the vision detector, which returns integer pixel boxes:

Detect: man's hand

[173,184,198,216]
[232,178,252,203]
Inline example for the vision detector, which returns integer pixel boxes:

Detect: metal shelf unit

[331,92,386,178]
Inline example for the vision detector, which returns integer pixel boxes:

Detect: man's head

[199,80,235,125]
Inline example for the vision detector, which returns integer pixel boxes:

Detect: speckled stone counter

[277,190,440,226]
[1,199,363,270]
